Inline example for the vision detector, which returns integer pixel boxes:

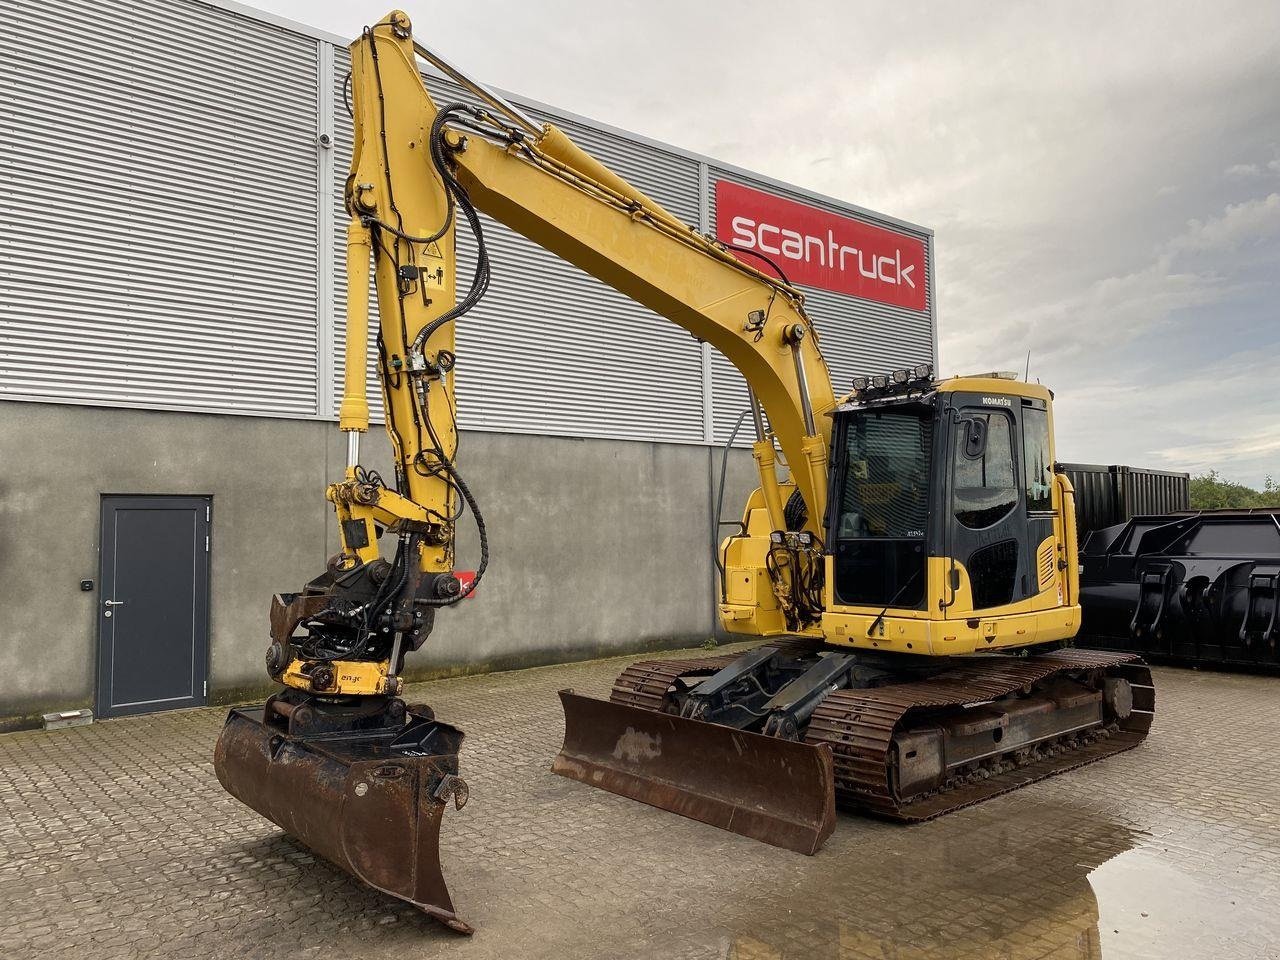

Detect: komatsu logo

[715,181,928,312]
[982,396,1013,407]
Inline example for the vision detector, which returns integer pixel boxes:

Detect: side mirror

[962,417,988,459]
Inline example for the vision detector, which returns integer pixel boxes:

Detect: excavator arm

[216,16,846,926]
[327,12,837,677]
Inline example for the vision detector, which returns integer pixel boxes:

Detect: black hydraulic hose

[713,409,752,601]
[417,459,489,606]
[723,243,794,286]
[409,104,492,356]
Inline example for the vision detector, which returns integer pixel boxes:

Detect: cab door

[943,394,1036,618]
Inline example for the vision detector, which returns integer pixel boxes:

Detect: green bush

[1189,470,1280,509]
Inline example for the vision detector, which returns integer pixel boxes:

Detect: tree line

[1190,470,1280,509]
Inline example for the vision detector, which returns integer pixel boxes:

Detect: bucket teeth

[213,703,472,934]
[553,689,837,855]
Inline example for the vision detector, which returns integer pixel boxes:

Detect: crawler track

[608,647,1154,823]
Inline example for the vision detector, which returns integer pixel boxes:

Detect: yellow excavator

[214,12,1155,933]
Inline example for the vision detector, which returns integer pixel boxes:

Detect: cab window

[832,409,932,609]
[1022,406,1053,512]
[953,411,1017,530]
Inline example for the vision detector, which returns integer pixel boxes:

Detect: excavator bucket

[552,690,836,855]
[213,698,472,934]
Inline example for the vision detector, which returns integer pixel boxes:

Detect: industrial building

[0,0,935,727]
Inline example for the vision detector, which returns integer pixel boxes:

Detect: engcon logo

[715,181,928,312]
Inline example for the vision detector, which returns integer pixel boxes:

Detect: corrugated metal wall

[1,0,936,447]
[0,0,322,417]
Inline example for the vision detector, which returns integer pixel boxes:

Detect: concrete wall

[0,400,759,727]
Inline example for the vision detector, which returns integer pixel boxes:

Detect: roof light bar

[849,362,936,401]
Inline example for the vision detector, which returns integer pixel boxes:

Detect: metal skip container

[1061,463,1191,538]
[213,694,473,934]
[553,690,837,855]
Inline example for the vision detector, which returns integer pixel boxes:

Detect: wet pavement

[1,647,1277,959]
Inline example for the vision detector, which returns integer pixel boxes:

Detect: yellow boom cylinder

[338,218,372,434]
[537,124,682,229]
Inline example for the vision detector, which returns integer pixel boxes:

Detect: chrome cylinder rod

[791,346,817,436]
[748,388,767,441]
[412,40,541,137]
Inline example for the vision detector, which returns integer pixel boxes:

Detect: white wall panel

[0,0,322,415]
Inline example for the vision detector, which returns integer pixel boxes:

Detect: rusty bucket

[552,690,836,855]
[213,698,472,934]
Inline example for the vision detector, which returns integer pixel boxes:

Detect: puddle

[1091,846,1273,959]
[698,803,1278,960]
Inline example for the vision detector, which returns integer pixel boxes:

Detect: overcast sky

[256,0,1280,486]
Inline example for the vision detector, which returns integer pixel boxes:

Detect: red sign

[455,570,478,598]
[715,181,927,312]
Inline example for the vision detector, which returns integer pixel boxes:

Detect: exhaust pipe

[553,689,836,855]
[214,696,472,934]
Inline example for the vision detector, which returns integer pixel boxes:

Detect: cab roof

[936,375,1053,404]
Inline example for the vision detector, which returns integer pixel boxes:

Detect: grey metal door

[97,496,210,718]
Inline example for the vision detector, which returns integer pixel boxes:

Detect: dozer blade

[213,703,473,934]
[552,689,836,855]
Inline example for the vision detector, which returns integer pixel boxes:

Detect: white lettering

[897,249,916,289]
[757,223,781,255]
[724,211,919,296]
[730,216,756,248]
[780,229,804,260]
[804,234,825,266]
[857,250,877,279]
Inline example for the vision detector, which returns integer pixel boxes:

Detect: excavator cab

[821,371,1080,653]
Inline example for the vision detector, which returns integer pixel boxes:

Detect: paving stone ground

[1,648,1277,960]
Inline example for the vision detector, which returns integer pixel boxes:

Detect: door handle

[104,600,125,606]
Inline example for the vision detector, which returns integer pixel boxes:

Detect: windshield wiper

[866,567,923,638]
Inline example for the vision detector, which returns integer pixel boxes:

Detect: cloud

[1172,193,1280,253]
[252,0,1280,485]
